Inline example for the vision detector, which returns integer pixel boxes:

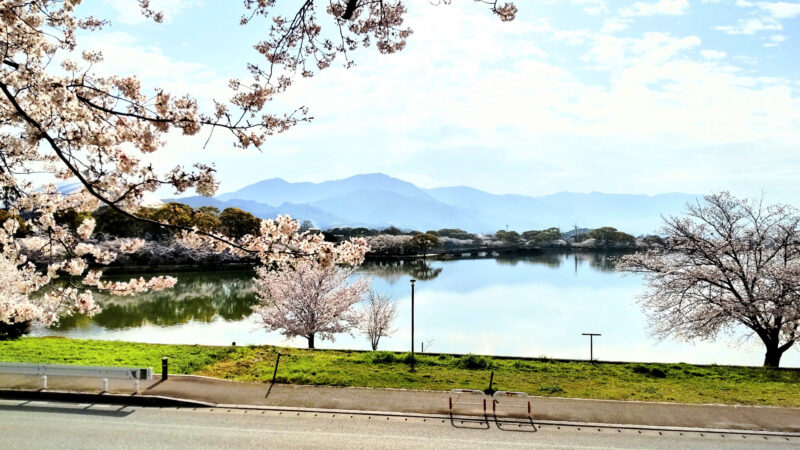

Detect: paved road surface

[1,399,797,449]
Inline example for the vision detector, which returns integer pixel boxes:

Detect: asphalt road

[1,399,797,449]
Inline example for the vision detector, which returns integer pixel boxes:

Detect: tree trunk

[307,334,315,349]
[763,342,787,368]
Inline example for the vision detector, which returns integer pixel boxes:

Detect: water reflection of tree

[497,253,564,268]
[586,251,629,272]
[51,271,258,331]
[502,250,633,272]
[359,260,443,283]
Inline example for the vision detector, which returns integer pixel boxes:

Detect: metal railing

[492,390,532,416]
[0,362,153,394]
[448,389,488,414]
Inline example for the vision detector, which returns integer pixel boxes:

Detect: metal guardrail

[448,389,487,413]
[0,362,153,394]
[492,390,532,416]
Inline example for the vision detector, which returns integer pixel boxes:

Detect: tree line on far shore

[4,201,660,258]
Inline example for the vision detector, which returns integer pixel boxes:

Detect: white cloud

[601,18,631,33]
[701,49,727,59]
[764,33,788,46]
[572,0,609,14]
[758,1,800,18]
[102,0,200,25]
[619,0,690,16]
[715,17,782,34]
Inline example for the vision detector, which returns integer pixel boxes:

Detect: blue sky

[75,0,800,201]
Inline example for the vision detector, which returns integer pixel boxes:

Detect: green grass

[2,337,800,407]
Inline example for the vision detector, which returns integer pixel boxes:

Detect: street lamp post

[410,279,416,364]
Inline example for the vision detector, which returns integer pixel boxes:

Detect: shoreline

[98,247,639,274]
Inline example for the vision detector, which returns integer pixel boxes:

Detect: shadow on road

[448,412,490,429]
[493,415,538,433]
[0,402,133,418]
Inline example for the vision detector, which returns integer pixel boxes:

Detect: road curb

[211,402,800,437]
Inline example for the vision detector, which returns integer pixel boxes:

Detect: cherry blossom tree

[360,289,397,350]
[253,258,370,348]
[620,193,800,367]
[0,1,513,332]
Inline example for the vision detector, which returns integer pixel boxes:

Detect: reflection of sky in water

[33,253,800,367]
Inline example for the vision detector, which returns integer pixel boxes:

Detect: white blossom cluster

[252,257,370,347]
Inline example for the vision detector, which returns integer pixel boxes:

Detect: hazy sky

[77,0,800,201]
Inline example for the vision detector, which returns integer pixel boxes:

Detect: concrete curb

[212,403,800,438]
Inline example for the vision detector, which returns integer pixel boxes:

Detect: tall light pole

[410,279,416,363]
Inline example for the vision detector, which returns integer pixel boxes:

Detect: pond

[34,251,800,367]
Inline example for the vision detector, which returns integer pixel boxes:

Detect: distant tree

[366,234,412,255]
[620,193,800,368]
[436,228,474,240]
[360,290,398,351]
[54,208,93,232]
[381,226,404,236]
[589,227,635,247]
[151,203,195,228]
[197,206,221,217]
[192,211,221,233]
[93,206,158,238]
[425,230,439,236]
[524,227,562,243]
[494,230,521,244]
[642,235,665,246]
[252,259,369,349]
[408,233,440,255]
[299,220,315,232]
[219,208,261,239]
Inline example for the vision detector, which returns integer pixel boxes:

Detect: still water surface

[35,252,799,367]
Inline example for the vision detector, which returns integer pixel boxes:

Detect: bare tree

[620,192,800,367]
[361,289,398,350]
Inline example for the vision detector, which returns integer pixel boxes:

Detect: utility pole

[573,224,579,243]
[582,333,601,362]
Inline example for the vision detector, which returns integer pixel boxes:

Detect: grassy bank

[2,337,799,407]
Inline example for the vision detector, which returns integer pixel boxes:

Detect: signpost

[410,279,416,369]
[582,333,601,362]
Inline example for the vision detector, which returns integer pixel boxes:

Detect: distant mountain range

[167,173,700,235]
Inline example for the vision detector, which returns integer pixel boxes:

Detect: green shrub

[398,352,416,365]
[512,360,528,370]
[367,351,397,364]
[632,365,667,378]
[539,384,565,394]
[456,354,493,370]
